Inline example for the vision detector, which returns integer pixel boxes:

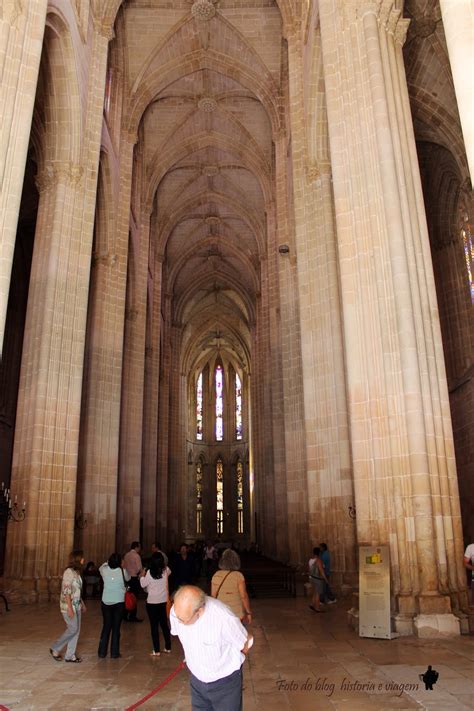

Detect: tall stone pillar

[156,294,172,548]
[4,19,111,599]
[282,22,355,574]
[75,139,135,564]
[264,204,290,563]
[320,0,468,635]
[141,248,164,551]
[439,0,474,183]
[0,0,47,354]
[116,212,150,553]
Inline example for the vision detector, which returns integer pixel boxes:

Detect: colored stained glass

[196,372,203,440]
[462,224,474,303]
[217,458,223,533]
[237,460,244,533]
[196,460,202,533]
[236,373,242,440]
[215,365,223,441]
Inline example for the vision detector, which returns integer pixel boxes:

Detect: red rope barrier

[124,660,186,711]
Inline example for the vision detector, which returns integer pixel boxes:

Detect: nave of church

[0,0,473,641]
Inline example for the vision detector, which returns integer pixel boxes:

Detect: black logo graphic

[419,665,439,690]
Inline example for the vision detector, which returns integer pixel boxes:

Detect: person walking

[140,552,172,656]
[319,542,337,604]
[308,547,329,613]
[464,542,474,603]
[123,541,143,622]
[97,553,130,658]
[170,586,253,710]
[50,550,86,663]
[211,548,252,623]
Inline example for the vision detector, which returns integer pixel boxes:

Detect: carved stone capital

[305,161,331,185]
[93,16,115,41]
[5,0,24,27]
[394,17,410,45]
[92,252,118,268]
[35,161,84,194]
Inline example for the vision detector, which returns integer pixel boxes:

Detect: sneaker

[150,651,160,657]
[163,649,171,654]
[328,599,337,604]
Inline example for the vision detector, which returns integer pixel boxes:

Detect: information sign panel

[359,545,391,639]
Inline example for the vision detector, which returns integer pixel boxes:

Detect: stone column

[0,0,47,354]
[75,138,135,564]
[166,324,185,546]
[264,204,290,563]
[320,0,468,635]
[141,249,164,552]
[4,19,111,599]
[116,212,150,553]
[156,294,172,548]
[285,20,356,581]
[439,0,474,183]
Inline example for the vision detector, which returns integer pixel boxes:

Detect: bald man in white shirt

[170,585,253,710]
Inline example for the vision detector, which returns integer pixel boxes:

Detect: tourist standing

[50,550,86,663]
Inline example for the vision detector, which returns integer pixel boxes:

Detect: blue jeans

[52,609,81,659]
[190,668,242,711]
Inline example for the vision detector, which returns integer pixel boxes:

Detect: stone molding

[35,161,84,193]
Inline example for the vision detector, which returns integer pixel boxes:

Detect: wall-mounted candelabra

[75,510,87,529]
[1,482,26,522]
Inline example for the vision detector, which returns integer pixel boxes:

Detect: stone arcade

[0,0,472,638]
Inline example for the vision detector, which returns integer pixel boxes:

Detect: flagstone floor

[0,594,473,710]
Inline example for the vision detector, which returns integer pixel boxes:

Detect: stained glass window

[196,372,203,440]
[215,365,223,441]
[461,219,474,303]
[235,373,242,440]
[196,460,203,534]
[217,458,224,534]
[237,460,244,533]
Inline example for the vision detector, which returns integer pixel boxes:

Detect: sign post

[359,545,391,639]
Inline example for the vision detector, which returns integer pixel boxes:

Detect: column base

[413,613,460,637]
[2,576,61,604]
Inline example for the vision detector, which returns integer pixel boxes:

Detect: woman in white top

[140,553,172,656]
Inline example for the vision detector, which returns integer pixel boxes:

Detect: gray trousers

[190,667,242,711]
[52,609,81,660]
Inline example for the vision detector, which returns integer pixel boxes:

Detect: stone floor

[0,595,473,710]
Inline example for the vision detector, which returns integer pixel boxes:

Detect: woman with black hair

[98,552,130,658]
[140,552,172,656]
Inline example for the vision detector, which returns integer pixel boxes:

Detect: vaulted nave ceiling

[114,0,284,372]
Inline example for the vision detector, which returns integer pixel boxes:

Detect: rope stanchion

[124,660,186,711]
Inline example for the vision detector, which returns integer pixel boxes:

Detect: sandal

[49,648,62,661]
[65,655,82,663]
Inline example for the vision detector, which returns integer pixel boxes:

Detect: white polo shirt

[170,596,247,683]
